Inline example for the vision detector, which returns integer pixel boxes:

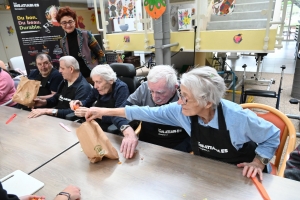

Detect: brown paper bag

[12,76,40,107]
[76,120,119,163]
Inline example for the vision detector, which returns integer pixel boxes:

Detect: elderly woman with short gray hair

[84,66,280,180]
[70,64,130,132]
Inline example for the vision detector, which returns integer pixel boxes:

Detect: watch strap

[57,192,70,200]
[120,125,130,132]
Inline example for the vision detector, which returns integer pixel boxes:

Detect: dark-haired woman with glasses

[84,66,280,182]
[56,6,106,84]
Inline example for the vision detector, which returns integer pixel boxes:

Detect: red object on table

[251,176,271,200]
[6,114,17,124]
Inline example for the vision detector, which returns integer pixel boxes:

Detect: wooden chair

[240,103,297,177]
[134,122,142,135]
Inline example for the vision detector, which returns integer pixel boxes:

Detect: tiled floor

[226,41,297,74]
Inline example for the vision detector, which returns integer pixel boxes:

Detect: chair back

[110,63,140,94]
[240,103,296,177]
[8,56,26,72]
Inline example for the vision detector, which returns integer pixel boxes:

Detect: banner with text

[9,0,64,75]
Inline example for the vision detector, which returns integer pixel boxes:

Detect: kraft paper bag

[12,76,40,107]
[76,120,119,163]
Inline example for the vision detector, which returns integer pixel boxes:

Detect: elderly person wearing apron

[69,64,129,132]
[84,66,280,181]
[114,65,191,159]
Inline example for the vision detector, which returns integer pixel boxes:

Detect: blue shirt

[125,99,280,160]
[82,78,129,124]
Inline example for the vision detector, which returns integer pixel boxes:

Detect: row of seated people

[0,53,192,154]
[2,54,300,183]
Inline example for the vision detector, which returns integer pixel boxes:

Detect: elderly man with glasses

[84,66,280,181]
[110,65,191,158]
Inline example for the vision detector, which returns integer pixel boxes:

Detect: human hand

[237,158,265,181]
[55,185,81,200]
[85,107,105,122]
[19,195,45,200]
[28,109,48,118]
[120,127,138,159]
[33,98,47,108]
[74,107,88,117]
[70,100,82,110]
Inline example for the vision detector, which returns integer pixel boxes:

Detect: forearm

[103,108,126,118]
[57,108,74,119]
[255,128,280,159]
[38,93,55,100]
[46,95,58,107]
[112,116,130,129]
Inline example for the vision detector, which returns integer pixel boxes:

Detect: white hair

[147,65,178,90]
[59,56,80,71]
[90,64,117,82]
[181,66,226,109]
[49,6,57,15]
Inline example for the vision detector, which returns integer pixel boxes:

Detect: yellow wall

[105,28,277,52]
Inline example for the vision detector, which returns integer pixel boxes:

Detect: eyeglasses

[177,88,188,105]
[60,20,75,26]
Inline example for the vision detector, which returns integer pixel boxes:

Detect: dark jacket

[284,144,300,181]
[28,68,63,94]
[82,78,129,124]
[60,29,106,70]
[46,73,91,118]
[0,182,19,200]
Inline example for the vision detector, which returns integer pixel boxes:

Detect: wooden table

[0,106,80,177]
[32,133,300,200]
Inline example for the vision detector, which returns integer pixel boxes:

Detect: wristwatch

[255,154,270,165]
[52,109,58,116]
[120,125,130,133]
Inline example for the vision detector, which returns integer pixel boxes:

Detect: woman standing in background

[56,6,106,84]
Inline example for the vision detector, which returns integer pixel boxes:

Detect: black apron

[36,69,53,96]
[94,86,116,131]
[55,82,76,109]
[190,103,266,171]
[139,122,190,151]
[139,93,191,152]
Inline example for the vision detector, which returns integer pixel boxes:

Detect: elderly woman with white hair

[84,66,280,180]
[69,64,129,132]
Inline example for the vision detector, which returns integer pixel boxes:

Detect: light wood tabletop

[0,106,80,177]
[32,132,300,200]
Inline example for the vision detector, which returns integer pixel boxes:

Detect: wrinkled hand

[85,107,104,122]
[120,127,138,159]
[33,98,47,108]
[19,195,45,200]
[74,107,88,117]
[237,158,265,181]
[28,109,48,118]
[70,100,82,110]
[59,185,81,200]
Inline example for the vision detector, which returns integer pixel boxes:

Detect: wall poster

[8,0,64,75]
